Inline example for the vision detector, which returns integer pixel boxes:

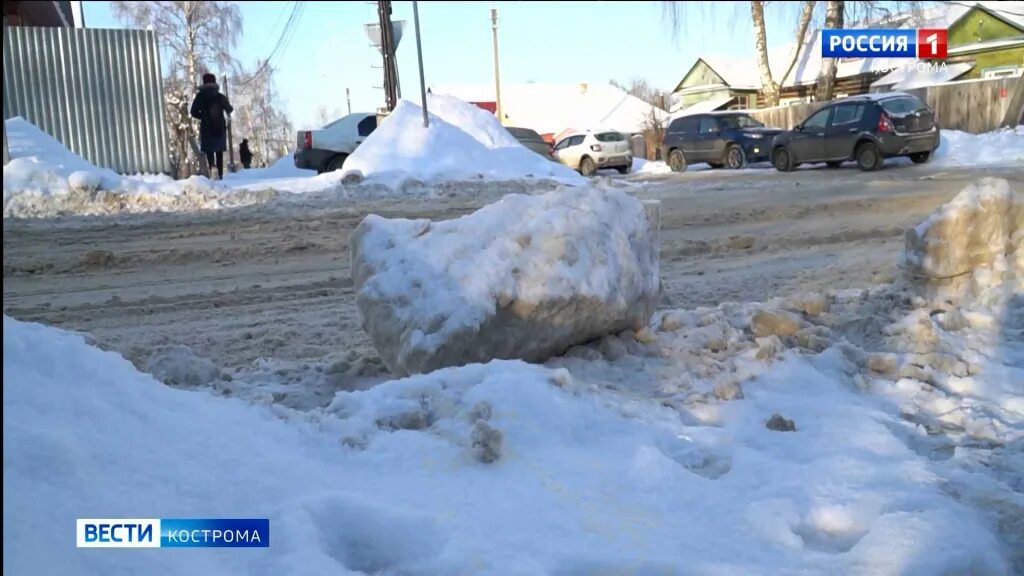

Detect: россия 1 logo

[822,29,948,59]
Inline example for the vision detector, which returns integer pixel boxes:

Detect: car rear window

[595,132,625,142]
[507,127,541,140]
[716,115,764,129]
[880,96,925,115]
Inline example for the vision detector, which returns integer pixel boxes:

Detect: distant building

[670,1,1024,114]
[432,82,668,142]
[4,1,84,27]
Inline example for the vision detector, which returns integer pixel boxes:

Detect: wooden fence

[746,76,1023,134]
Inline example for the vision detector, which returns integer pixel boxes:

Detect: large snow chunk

[351,187,661,375]
[904,178,1022,279]
[341,95,584,185]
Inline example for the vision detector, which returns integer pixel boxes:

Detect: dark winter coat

[190,83,233,153]
[239,140,253,166]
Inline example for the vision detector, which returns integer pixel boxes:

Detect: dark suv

[662,112,782,171]
[770,92,940,172]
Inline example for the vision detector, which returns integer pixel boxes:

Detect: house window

[981,66,1023,79]
[729,95,750,110]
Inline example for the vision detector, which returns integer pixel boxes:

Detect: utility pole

[413,0,428,128]
[346,88,352,115]
[222,73,235,173]
[491,8,502,124]
[377,0,399,112]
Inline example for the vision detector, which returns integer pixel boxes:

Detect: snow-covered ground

[4,170,1023,573]
[5,269,1019,573]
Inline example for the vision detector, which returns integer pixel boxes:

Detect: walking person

[190,72,233,179]
[239,138,253,170]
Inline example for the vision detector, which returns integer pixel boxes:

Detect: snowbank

[3,117,124,197]
[5,311,1012,574]
[342,95,584,185]
[933,126,1024,167]
[352,186,660,375]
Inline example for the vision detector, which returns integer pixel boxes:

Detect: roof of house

[430,82,668,135]
[675,1,1024,93]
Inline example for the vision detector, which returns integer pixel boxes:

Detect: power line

[237,1,304,86]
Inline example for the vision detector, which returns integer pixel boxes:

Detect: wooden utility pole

[377,0,400,111]
[346,88,352,115]
[491,8,502,124]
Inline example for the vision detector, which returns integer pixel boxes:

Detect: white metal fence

[3,26,170,174]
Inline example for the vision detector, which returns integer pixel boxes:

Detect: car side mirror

[794,124,803,132]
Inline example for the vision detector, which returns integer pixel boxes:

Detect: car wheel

[579,156,596,177]
[909,151,931,164]
[326,154,348,172]
[667,149,687,172]
[826,161,843,169]
[772,147,794,172]
[724,144,746,169]
[616,164,631,175]
[855,142,882,171]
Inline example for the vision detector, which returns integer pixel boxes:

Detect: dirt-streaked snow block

[351,187,661,375]
[904,178,1022,279]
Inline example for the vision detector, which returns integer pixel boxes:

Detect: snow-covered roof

[678,1,1024,92]
[672,94,735,117]
[871,62,974,90]
[698,56,762,90]
[430,83,668,136]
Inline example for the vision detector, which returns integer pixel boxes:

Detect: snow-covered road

[3,164,1019,396]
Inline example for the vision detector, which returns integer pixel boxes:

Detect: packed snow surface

[341,94,585,185]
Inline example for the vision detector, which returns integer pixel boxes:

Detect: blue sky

[83,1,822,129]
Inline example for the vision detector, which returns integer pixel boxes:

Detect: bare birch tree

[778,1,817,88]
[112,1,242,176]
[814,0,845,102]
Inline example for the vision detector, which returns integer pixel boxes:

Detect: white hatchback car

[552,130,632,176]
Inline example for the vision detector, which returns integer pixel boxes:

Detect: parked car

[294,113,377,174]
[662,112,781,171]
[506,126,555,160]
[770,92,939,172]
[552,130,632,176]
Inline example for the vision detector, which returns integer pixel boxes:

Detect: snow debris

[765,413,796,432]
[145,345,224,388]
[351,185,661,375]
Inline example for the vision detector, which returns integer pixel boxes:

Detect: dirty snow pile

[341,94,584,185]
[352,186,660,375]
[933,125,1024,167]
